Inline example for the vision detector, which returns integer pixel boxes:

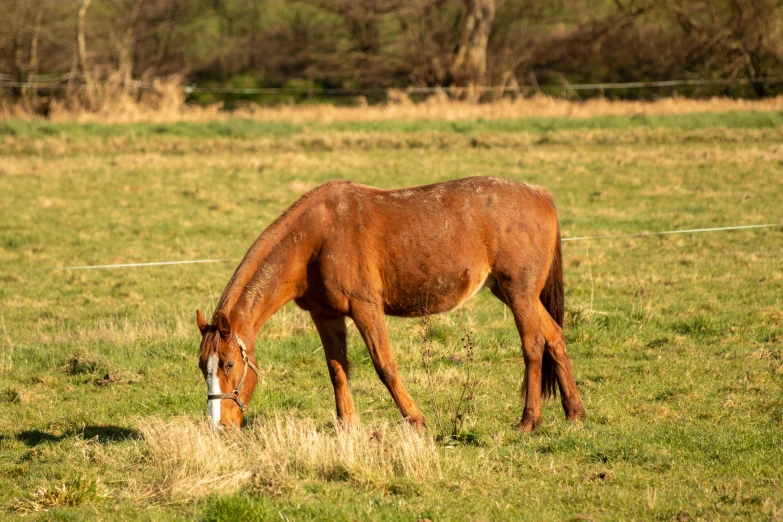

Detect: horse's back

[309,177,559,316]
[324,176,558,250]
[319,176,555,227]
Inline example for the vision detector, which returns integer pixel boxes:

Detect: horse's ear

[196,309,209,335]
[215,310,232,339]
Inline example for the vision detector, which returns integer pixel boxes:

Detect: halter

[207,332,260,412]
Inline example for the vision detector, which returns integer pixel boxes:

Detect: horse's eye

[225,361,234,372]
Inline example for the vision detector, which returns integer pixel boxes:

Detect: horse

[197,176,585,431]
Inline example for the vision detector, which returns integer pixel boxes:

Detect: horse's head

[196,309,259,429]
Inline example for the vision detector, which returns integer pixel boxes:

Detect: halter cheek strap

[207,333,260,412]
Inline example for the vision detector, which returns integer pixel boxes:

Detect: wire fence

[2,74,782,97]
[183,77,783,96]
[58,223,781,271]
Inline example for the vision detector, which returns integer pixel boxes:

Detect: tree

[452,0,495,90]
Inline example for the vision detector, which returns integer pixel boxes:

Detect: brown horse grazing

[197,176,585,431]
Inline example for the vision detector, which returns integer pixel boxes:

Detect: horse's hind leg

[350,304,426,430]
[311,313,358,426]
[536,301,585,422]
[509,300,548,432]
[493,284,585,431]
[492,281,551,431]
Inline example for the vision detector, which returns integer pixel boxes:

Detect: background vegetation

[1,108,782,520]
[2,0,783,114]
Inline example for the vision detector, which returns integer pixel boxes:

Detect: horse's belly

[383,268,492,317]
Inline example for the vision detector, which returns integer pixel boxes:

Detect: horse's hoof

[406,415,427,433]
[566,407,586,422]
[516,417,541,433]
[336,415,360,429]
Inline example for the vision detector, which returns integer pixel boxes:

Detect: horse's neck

[227,233,311,346]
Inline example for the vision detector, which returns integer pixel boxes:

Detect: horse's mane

[213,180,350,319]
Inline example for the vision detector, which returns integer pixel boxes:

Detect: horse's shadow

[16,425,139,447]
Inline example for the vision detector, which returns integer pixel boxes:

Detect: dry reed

[222,94,783,123]
[137,415,442,502]
[2,77,782,123]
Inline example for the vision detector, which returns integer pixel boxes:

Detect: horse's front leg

[350,303,426,430]
[311,313,358,426]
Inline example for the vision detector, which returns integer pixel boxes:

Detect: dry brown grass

[224,94,783,123]
[2,77,782,123]
[22,312,192,349]
[137,415,442,502]
[0,74,188,123]
[12,477,108,515]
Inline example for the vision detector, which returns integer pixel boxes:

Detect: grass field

[1,109,782,521]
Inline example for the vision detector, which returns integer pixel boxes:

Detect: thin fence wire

[561,223,781,242]
[60,258,237,270]
[55,223,781,271]
[2,75,782,96]
[182,76,783,95]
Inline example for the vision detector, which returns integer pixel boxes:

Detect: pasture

[1,110,782,520]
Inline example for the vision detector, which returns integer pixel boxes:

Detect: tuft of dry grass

[137,415,442,502]
[12,477,107,514]
[0,74,190,124]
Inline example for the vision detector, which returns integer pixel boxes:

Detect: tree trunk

[11,30,23,99]
[26,3,43,108]
[76,0,93,105]
[452,0,495,96]
[118,0,144,93]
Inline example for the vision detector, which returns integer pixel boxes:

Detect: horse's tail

[539,223,563,400]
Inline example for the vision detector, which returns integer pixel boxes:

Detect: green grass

[2,110,783,141]
[0,113,782,520]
